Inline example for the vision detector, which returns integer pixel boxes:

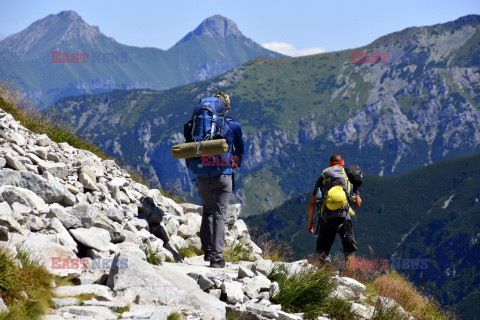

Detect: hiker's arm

[230,121,244,169]
[307,195,316,234]
[356,194,362,208]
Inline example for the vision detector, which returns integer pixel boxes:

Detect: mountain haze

[0,11,282,106]
[48,15,480,217]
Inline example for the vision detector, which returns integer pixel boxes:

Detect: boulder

[0,170,75,206]
[238,265,255,279]
[21,233,78,277]
[221,281,244,304]
[54,284,114,301]
[242,275,272,299]
[70,227,111,252]
[50,218,78,253]
[38,161,68,179]
[67,203,99,228]
[48,203,80,229]
[0,202,26,235]
[107,251,225,319]
[54,305,117,319]
[179,203,202,215]
[79,172,99,191]
[336,276,366,299]
[36,134,51,146]
[4,154,27,171]
[0,185,48,212]
[226,204,242,224]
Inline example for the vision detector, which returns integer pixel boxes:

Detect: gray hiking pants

[197,174,232,260]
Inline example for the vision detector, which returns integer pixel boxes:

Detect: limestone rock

[21,233,78,277]
[70,227,111,252]
[0,170,75,206]
[221,281,244,304]
[54,284,114,301]
[0,185,48,212]
[38,161,68,179]
[226,204,241,224]
[4,154,27,171]
[36,134,51,146]
[79,172,99,191]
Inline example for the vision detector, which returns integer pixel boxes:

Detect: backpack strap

[191,115,197,140]
[210,114,216,140]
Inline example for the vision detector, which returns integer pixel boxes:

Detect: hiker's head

[330,153,345,167]
[214,91,230,113]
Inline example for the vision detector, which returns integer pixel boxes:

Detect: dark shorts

[316,217,357,256]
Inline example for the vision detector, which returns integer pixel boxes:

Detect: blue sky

[0,0,479,56]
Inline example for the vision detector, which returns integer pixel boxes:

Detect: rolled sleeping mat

[171,139,229,159]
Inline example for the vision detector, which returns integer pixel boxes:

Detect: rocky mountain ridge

[0,107,420,319]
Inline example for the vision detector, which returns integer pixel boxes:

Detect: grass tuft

[140,240,162,265]
[324,298,356,320]
[370,301,406,320]
[0,246,54,320]
[267,266,335,318]
[177,246,203,260]
[223,243,255,263]
[166,311,184,320]
[114,305,130,314]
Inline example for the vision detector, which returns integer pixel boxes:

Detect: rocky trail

[0,106,415,320]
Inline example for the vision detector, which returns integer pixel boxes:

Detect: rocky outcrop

[0,107,414,320]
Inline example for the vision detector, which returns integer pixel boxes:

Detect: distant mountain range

[246,152,480,320]
[47,15,480,217]
[0,11,282,106]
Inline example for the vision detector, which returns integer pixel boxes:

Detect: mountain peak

[56,10,81,20]
[0,10,106,59]
[175,15,243,45]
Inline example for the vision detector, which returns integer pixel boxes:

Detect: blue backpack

[184,97,233,177]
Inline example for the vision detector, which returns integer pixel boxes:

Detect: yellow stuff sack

[325,185,347,210]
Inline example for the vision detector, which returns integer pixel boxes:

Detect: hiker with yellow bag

[307,153,363,269]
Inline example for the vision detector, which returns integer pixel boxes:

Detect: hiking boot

[210,257,226,268]
[204,253,212,262]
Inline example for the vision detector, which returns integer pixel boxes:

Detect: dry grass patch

[250,228,294,262]
[368,271,452,320]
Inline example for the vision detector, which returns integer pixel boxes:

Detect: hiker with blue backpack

[307,153,363,270]
[181,91,244,268]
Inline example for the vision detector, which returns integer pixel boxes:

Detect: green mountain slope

[246,153,480,319]
[0,11,281,106]
[47,15,480,216]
